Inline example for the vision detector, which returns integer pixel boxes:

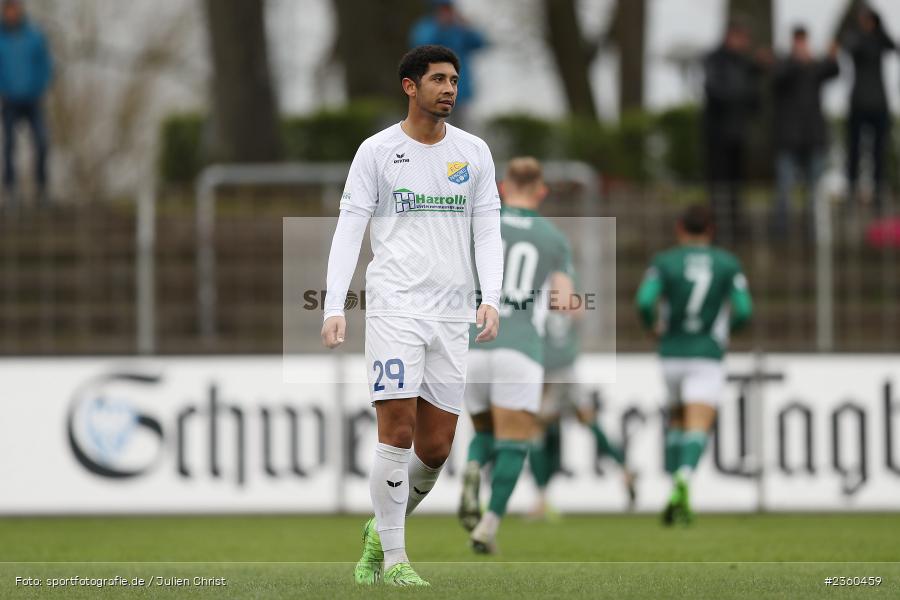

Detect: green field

[2,514,898,599]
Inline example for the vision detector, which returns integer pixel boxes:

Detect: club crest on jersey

[447,161,470,184]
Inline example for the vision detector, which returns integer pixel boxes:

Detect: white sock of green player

[473,510,500,539]
[405,452,442,516]
[370,443,412,569]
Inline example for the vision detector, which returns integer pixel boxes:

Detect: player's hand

[653,318,665,340]
[474,304,499,343]
[321,315,346,349]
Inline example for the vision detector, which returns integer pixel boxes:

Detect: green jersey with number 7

[636,245,752,360]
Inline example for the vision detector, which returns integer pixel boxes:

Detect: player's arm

[473,142,503,343]
[547,271,576,312]
[473,210,502,342]
[321,143,377,348]
[729,271,753,332]
[321,210,369,348]
[635,264,662,331]
[547,235,578,313]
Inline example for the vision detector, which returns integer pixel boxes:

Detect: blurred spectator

[771,27,839,238]
[410,0,486,123]
[703,19,764,243]
[0,0,52,208]
[841,6,894,213]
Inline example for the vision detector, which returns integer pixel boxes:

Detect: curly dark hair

[397,45,460,85]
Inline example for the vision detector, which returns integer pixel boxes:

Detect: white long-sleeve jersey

[324,122,503,323]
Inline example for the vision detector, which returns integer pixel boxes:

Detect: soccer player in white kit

[321,45,504,587]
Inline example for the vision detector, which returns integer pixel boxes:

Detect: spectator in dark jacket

[772,27,839,237]
[0,0,52,208]
[841,6,894,213]
[703,20,764,243]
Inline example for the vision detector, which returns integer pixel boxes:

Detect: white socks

[406,453,444,516]
[370,443,411,569]
[371,444,447,569]
[473,510,500,541]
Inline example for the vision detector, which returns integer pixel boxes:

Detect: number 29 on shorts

[373,358,405,391]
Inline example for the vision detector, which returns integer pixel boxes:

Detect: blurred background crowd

[0,0,897,357]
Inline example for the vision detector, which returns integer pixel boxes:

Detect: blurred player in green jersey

[459,157,576,553]
[635,204,752,526]
[528,304,637,519]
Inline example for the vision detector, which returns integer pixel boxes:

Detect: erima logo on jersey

[393,153,409,164]
[393,188,467,213]
[447,161,469,184]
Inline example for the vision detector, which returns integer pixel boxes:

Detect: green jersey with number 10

[636,244,752,360]
[470,206,574,363]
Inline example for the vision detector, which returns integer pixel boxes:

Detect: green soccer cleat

[675,477,695,525]
[382,562,430,587]
[458,461,482,532]
[662,475,694,527]
[353,517,384,585]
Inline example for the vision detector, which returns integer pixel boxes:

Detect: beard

[418,96,452,119]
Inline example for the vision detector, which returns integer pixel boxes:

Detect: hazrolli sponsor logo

[393,188,467,213]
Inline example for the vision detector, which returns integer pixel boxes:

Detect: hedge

[487,107,701,183]
[158,103,704,185]
[158,101,398,185]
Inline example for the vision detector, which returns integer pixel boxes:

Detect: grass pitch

[2,513,898,599]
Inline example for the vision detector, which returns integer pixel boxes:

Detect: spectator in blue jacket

[0,0,52,207]
[410,0,486,122]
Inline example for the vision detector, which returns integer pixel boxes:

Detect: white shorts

[661,358,726,408]
[465,348,544,414]
[540,365,588,418]
[365,316,469,415]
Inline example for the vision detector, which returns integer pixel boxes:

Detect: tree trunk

[544,0,598,119]
[728,0,773,48]
[332,0,423,101]
[203,0,282,163]
[613,0,645,112]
